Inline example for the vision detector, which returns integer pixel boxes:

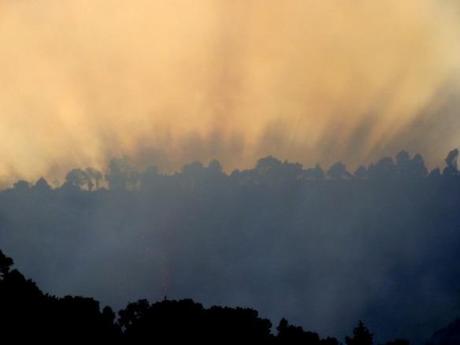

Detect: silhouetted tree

[33,177,52,192]
[410,153,428,177]
[277,318,321,344]
[443,149,459,176]
[208,159,224,174]
[304,164,325,180]
[327,162,351,180]
[0,250,13,278]
[345,321,373,345]
[0,249,121,341]
[368,157,395,179]
[12,180,30,193]
[64,168,90,190]
[256,156,283,175]
[85,167,104,190]
[106,157,139,191]
[395,151,427,178]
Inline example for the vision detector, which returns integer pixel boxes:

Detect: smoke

[0,0,459,183]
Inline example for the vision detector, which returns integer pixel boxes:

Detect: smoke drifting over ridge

[0,0,459,183]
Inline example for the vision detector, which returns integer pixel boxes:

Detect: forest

[1,149,460,344]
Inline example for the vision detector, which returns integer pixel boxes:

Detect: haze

[0,0,459,183]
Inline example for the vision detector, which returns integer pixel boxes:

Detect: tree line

[0,249,415,344]
[9,148,460,193]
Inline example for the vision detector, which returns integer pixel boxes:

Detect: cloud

[0,0,459,183]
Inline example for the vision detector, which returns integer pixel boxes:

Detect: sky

[1,0,460,184]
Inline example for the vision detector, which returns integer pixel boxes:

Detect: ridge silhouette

[0,249,419,344]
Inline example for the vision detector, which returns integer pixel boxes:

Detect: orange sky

[0,0,459,184]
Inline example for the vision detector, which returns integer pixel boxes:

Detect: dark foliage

[427,318,460,345]
[0,249,419,344]
[345,321,373,345]
[0,250,120,342]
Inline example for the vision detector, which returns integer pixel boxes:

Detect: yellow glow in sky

[0,0,459,183]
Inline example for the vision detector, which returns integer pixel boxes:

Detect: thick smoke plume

[0,0,459,183]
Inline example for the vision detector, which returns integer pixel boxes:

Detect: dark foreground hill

[0,249,418,344]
